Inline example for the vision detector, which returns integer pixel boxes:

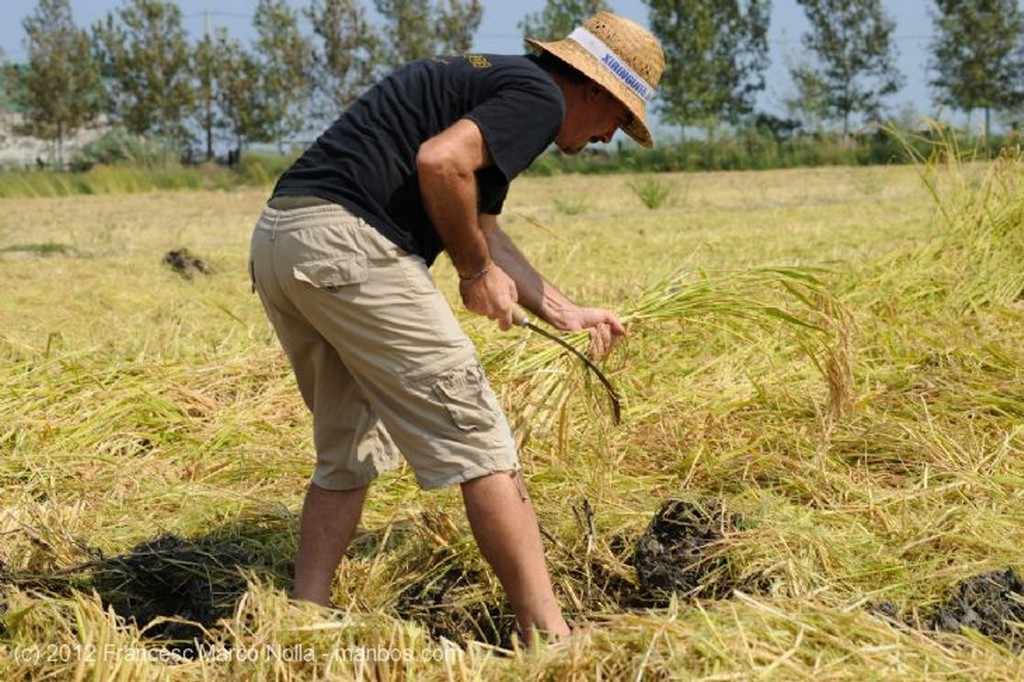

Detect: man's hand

[459,263,519,330]
[554,307,627,359]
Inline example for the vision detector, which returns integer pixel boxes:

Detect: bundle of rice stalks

[486,265,852,440]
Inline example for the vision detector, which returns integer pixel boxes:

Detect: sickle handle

[511,303,530,327]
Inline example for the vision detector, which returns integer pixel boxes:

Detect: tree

[252,0,312,150]
[305,0,379,122]
[928,0,1024,137]
[518,0,610,43]
[792,0,904,137]
[214,30,266,156]
[15,0,104,167]
[191,19,265,162]
[434,0,484,55]
[373,0,483,69]
[782,54,830,133]
[192,27,218,161]
[645,0,771,134]
[92,0,193,142]
[0,47,11,111]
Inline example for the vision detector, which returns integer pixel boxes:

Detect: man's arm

[417,119,623,352]
[416,118,491,278]
[479,213,566,325]
[481,214,626,356]
[416,119,519,329]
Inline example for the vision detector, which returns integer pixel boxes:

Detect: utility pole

[203,9,214,161]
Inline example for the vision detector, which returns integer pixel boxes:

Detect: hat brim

[526,37,654,148]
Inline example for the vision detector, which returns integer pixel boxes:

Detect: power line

[181,11,251,20]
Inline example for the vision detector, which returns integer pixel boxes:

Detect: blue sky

[1,0,941,129]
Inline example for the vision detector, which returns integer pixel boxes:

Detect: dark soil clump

[630,498,747,605]
[163,248,211,278]
[928,567,1024,652]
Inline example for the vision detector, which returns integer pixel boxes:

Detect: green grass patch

[628,175,672,209]
[0,152,294,198]
[0,242,74,256]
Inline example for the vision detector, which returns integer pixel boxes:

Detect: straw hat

[526,12,665,148]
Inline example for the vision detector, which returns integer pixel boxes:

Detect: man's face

[555,86,633,155]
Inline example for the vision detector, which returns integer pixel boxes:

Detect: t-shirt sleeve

[465,83,563,183]
[477,174,509,215]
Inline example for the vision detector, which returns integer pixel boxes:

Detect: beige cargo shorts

[249,199,520,491]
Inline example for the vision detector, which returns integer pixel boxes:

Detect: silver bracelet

[458,264,491,281]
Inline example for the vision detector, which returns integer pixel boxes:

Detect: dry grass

[2,157,1023,680]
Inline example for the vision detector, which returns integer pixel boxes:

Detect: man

[249,12,664,642]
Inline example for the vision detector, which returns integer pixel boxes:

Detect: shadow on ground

[0,515,294,655]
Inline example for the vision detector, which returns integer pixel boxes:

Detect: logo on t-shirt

[465,54,492,69]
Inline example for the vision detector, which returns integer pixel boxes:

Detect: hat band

[567,26,656,103]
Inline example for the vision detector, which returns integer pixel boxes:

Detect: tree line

[4,0,1024,168]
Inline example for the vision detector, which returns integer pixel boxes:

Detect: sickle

[511,304,621,425]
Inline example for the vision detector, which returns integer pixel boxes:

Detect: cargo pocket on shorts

[293,256,368,289]
[432,361,501,432]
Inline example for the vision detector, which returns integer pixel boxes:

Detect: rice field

[1,151,1023,680]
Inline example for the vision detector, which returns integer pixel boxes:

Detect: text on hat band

[567,27,656,103]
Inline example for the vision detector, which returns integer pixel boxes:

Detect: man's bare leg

[292,482,369,606]
[461,472,570,641]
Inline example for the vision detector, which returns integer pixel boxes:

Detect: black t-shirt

[272,54,564,266]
